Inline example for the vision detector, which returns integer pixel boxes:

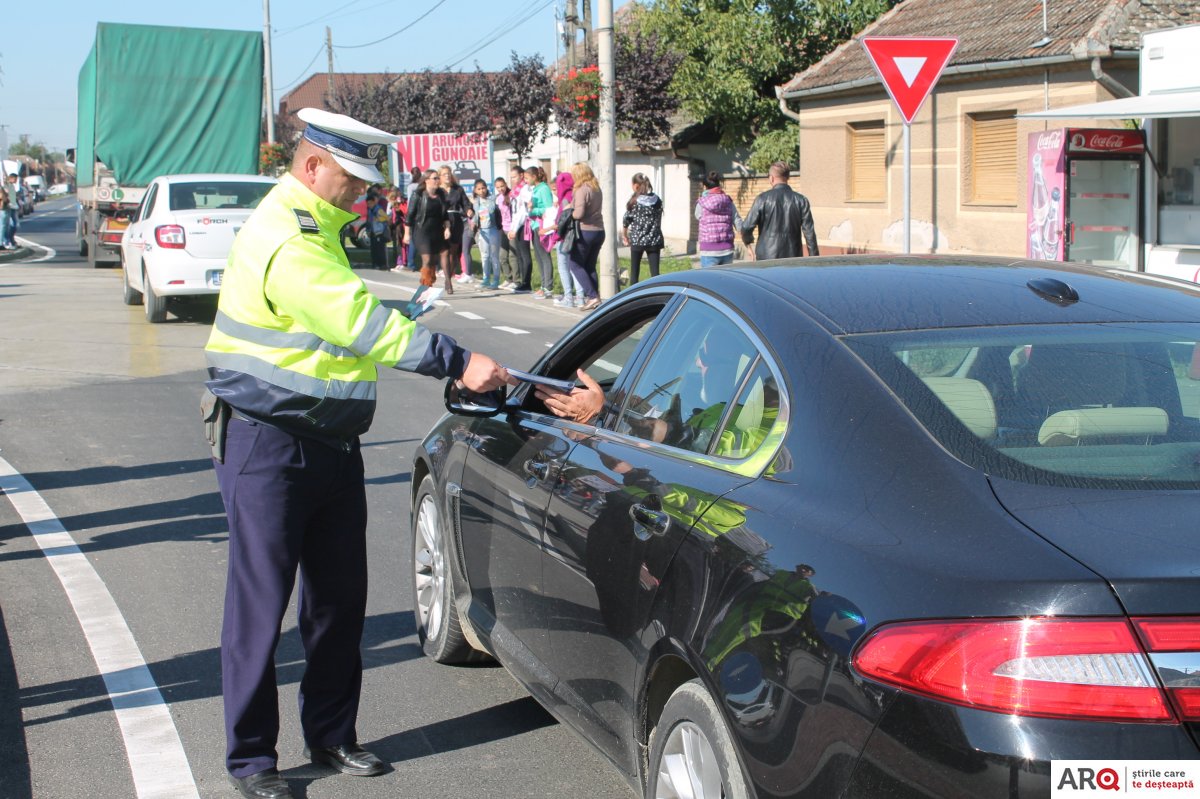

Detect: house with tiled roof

[776,0,1200,258]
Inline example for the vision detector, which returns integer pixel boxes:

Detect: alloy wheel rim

[413,494,445,642]
[655,721,724,799]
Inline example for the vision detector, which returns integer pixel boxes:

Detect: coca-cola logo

[1089,133,1128,149]
[1037,130,1063,151]
[1067,129,1141,153]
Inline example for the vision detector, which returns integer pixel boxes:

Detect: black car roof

[673,256,1200,334]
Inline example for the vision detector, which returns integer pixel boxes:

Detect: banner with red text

[389,132,494,192]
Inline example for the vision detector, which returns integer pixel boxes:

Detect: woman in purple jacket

[694,172,743,267]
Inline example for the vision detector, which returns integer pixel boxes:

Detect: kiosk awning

[1019,91,1200,119]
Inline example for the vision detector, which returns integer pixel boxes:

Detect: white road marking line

[456,311,484,320]
[0,455,200,799]
[12,236,56,263]
[595,358,622,373]
[359,277,450,307]
[492,326,529,335]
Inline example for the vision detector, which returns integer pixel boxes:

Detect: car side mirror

[444,380,507,417]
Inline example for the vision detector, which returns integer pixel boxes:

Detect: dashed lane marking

[0,454,200,799]
[456,311,484,320]
[492,326,530,335]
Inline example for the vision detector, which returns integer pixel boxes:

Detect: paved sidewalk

[0,246,32,264]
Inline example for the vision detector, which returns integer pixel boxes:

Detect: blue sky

[1,0,582,154]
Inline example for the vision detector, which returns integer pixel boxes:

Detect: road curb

[0,247,32,263]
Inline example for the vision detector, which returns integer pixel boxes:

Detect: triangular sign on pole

[861,37,959,125]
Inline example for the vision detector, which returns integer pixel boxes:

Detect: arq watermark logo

[1052,762,1200,797]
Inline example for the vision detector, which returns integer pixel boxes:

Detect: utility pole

[326,27,337,106]
[595,0,617,298]
[263,0,275,143]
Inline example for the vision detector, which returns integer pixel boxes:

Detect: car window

[168,181,273,211]
[523,303,663,420]
[138,185,158,222]
[615,298,767,456]
[847,324,1200,489]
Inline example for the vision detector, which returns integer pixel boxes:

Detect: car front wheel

[411,475,486,664]
[647,680,752,799]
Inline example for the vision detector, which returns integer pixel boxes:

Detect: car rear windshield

[168,182,272,211]
[845,323,1200,489]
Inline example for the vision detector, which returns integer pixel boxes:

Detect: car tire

[646,679,752,799]
[143,264,166,323]
[411,475,487,664]
[121,256,142,306]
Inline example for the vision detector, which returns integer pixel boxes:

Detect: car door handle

[630,503,670,539]
[524,458,550,481]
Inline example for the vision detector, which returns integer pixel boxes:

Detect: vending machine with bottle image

[1026,128,1144,270]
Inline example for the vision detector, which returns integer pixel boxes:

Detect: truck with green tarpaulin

[74,22,263,267]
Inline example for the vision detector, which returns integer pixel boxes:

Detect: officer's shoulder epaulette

[292,209,321,234]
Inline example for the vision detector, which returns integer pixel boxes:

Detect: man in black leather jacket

[741,162,819,260]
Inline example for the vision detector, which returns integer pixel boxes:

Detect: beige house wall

[793,64,1138,256]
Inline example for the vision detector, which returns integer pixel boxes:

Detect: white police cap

[296,107,399,184]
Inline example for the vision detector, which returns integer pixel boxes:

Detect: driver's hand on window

[536,369,604,424]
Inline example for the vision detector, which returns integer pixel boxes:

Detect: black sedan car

[409,256,1200,798]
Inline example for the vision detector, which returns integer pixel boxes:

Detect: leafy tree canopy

[635,0,898,162]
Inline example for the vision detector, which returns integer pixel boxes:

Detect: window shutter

[850,121,886,201]
[971,113,1017,203]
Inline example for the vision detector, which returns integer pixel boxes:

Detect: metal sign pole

[903,122,911,254]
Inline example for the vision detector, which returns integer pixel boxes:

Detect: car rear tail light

[1133,618,1200,722]
[155,225,186,249]
[852,617,1174,722]
[100,231,125,244]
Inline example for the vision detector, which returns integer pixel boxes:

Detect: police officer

[205,108,514,799]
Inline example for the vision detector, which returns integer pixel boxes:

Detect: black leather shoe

[305,743,387,776]
[228,768,293,799]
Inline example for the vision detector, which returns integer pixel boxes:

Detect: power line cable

[334,0,449,49]
[441,0,556,70]
[275,44,327,94]
[275,0,371,38]
[437,5,539,69]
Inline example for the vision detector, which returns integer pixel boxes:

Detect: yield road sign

[861,37,959,124]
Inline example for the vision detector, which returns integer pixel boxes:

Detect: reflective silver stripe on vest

[395,325,432,371]
[349,304,394,356]
[214,311,357,358]
[205,351,377,400]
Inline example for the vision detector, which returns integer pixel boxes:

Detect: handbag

[560,219,579,253]
[556,205,575,238]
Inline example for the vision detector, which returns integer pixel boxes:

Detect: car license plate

[210,271,222,287]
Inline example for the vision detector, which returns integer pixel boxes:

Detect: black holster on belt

[201,388,231,463]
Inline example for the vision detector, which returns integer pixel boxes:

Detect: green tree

[635,0,898,166]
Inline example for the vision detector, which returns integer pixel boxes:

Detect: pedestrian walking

[2,174,19,249]
[695,171,742,267]
[203,107,514,799]
[438,165,471,284]
[552,171,584,308]
[470,179,501,289]
[526,166,556,299]
[405,169,455,294]
[567,162,605,311]
[493,176,517,289]
[621,173,664,284]
[404,167,422,271]
[367,190,390,269]
[507,167,533,294]
[389,189,409,272]
[741,161,819,260]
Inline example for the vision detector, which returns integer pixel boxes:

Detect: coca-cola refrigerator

[1026,128,1145,270]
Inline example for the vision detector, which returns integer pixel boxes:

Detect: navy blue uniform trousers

[215,418,368,778]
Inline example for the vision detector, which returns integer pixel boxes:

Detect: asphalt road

[0,197,634,799]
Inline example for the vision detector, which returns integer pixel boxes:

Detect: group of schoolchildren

[356,160,698,313]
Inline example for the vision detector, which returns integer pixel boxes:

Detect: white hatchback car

[120,173,277,322]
